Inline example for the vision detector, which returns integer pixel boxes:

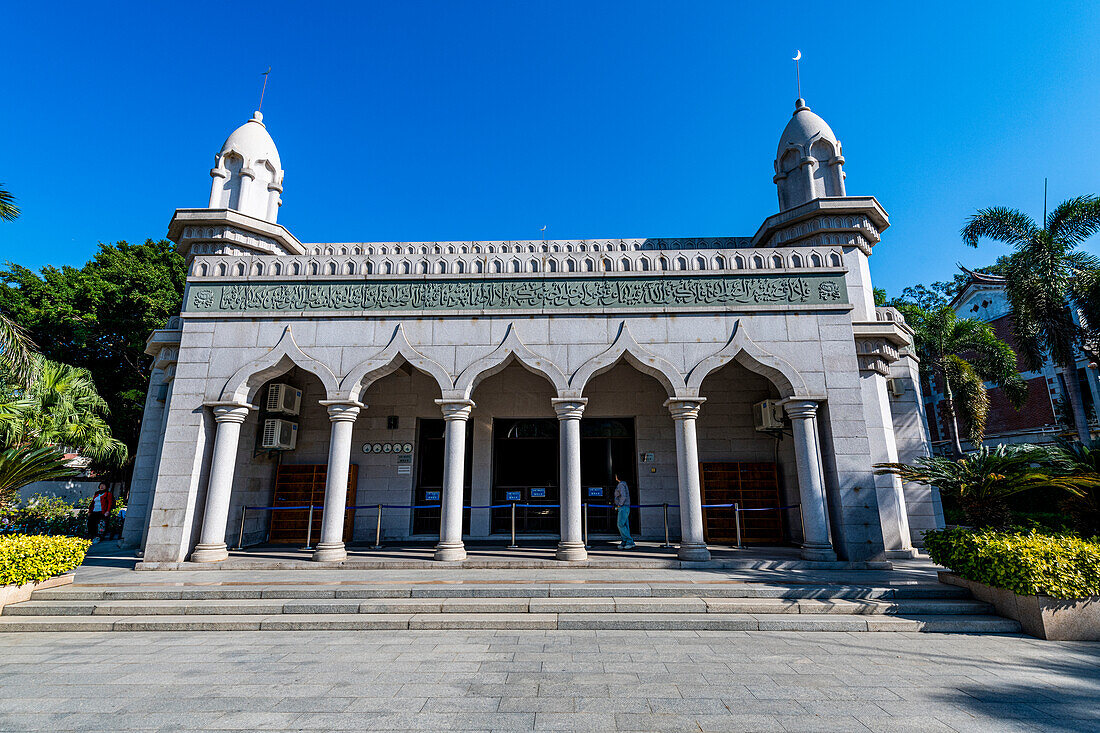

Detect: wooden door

[699,462,782,544]
[269,464,358,543]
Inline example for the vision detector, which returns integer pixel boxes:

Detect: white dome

[208,111,284,223]
[220,111,281,170]
[776,99,838,160]
[772,98,845,212]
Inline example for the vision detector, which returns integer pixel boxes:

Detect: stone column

[313,400,363,562]
[552,398,587,561]
[191,402,253,563]
[666,398,710,562]
[435,399,474,561]
[783,400,837,561]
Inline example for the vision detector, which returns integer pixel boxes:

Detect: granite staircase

[0,580,1021,633]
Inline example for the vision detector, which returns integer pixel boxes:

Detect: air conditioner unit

[887,378,905,398]
[262,419,298,450]
[753,399,785,432]
[265,383,302,416]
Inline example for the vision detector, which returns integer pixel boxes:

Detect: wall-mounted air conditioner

[262,419,298,450]
[753,399,785,432]
[266,383,302,416]
[888,378,905,398]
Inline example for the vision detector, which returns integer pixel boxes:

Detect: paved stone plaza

[1,627,1097,731]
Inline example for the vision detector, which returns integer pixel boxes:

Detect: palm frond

[0,185,19,222]
[961,207,1038,248]
[0,313,39,387]
[1047,195,1100,245]
[0,445,76,505]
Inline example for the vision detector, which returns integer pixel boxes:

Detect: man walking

[613,472,635,550]
[88,482,113,543]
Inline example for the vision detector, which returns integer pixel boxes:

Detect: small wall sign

[505,491,522,502]
[397,465,411,475]
[587,487,603,497]
[425,491,440,501]
[529,488,546,499]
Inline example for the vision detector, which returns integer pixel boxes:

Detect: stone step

[0,612,1022,633]
[3,596,994,617]
[29,582,971,602]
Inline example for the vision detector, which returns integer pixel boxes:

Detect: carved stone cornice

[752,197,890,256]
[168,208,304,259]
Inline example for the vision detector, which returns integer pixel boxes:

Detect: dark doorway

[580,418,639,535]
[490,417,638,536]
[491,418,559,534]
[412,419,471,535]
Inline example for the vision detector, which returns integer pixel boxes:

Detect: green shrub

[0,534,91,586]
[925,527,1100,599]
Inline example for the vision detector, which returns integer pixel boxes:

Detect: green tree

[0,240,186,465]
[874,444,1094,528]
[900,304,1027,457]
[0,183,37,387]
[0,446,76,507]
[963,196,1100,443]
[0,357,127,466]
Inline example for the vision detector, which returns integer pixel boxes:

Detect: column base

[434,541,467,562]
[677,543,711,562]
[555,541,587,562]
[190,543,229,563]
[800,544,838,562]
[885,547,919,560]
[312,542,347,563]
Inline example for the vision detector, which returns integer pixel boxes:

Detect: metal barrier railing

[236,501,803,552]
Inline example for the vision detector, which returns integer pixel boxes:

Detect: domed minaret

[208,111,284,223]
[772,98,846,212]
[167,110,302,259]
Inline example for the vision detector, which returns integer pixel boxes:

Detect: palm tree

[0,184,19,222]
[0,183,38,387]
[874,444,1097,528]
[0,358,127,466]
[0,445,76,506]
[962,196,1100,442]
[899,304,1027,457]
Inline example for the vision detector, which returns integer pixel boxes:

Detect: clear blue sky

[3,1,1099,297]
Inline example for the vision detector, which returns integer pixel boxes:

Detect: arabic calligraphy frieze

[185,274,848,313]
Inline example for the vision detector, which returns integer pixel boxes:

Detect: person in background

[88,482,113,543]
[613,472,635,550]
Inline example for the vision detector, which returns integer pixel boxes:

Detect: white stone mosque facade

[122,98,942,564]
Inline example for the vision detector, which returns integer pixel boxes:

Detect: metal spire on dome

[258,67,271,111]
[792,50,802,101]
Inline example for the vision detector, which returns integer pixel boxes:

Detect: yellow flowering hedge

[924,527,1100,599]
[0,535,91,587]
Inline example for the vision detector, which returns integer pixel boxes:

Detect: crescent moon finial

[793,50,801,61]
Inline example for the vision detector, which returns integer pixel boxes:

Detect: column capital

[319,399,365,422]
[435,398,475,421]
[664,397,705,420]
[205,401,255,424]
[551,397,588,420]
[780,398,820,420]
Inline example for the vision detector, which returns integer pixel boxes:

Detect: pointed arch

[338,324,453,400]
[453,324,569,398]
[570,322,685,397]
[220,326,340,403]
[685,320,810,398]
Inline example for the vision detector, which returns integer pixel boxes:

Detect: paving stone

[334,587,413,598]
[753,615,869,631]
[0,616,119,632]
[357,599,443,613]
[112,615,264,631]
[258,613,412,630]
[559,613,758,630]
[409,613,557,630]
[613,597,708,613]
[527,598,616,613]
[441,598,531,613]
[703,598,799,614]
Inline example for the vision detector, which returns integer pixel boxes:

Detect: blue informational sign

[530,488,546,498]
[587,487,603,497]
[506,491,522,502]
[425,491,440,501]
